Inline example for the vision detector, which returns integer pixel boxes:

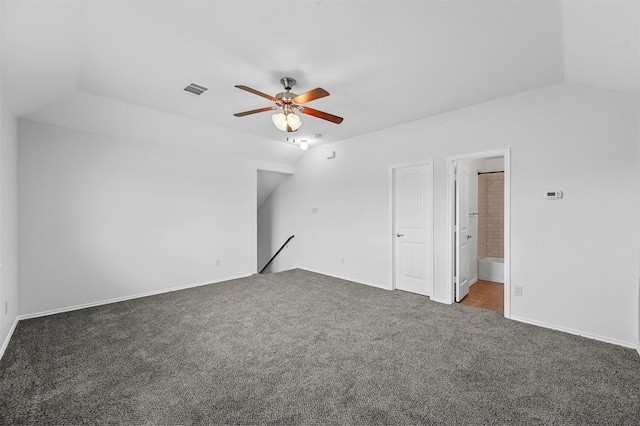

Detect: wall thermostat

[544,190,563,200]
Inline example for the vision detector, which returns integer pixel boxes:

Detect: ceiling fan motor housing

[280,77,296,91]
[275,91,297,103]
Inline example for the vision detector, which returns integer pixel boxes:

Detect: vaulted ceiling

[1,1,638,149]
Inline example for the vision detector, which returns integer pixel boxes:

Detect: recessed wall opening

[256,170,293,274]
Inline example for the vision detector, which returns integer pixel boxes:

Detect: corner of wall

[0,317,18,361]
[0,93,19,358]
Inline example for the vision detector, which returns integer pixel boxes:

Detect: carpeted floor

[1,269,639,424]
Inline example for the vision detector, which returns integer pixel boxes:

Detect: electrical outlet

[312,207,318,214]
[341,257,345,264]
[513,286,523,297]
[4,301,7,315]
[216,260,221,267]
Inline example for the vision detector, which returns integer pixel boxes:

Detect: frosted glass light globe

[287,113,302,131]
[271,113,288,131]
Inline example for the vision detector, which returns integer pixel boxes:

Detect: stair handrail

[259,235,295,274]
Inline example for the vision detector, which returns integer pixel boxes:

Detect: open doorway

[256,169,292,273]
[447,149,510,317]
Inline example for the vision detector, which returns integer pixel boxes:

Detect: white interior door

[455,162,470,302]
[394,163,433,296]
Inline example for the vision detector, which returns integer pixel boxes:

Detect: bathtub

[478,256,504,283]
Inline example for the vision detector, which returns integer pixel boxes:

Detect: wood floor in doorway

[460,280,503,313]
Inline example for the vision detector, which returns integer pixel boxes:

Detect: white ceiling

[562,0,639,95]
[1,1,637,148]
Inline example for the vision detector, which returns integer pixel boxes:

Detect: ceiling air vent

[184,83,208,96]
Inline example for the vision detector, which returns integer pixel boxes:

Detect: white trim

[469,277,478,286]
[253,161,296,175]
[389,159,435,297]
[0,317,19,361]
[388,166,395,290]
[446,149,511,318]
[18,273,252,320]
[299,267,393,291]
[446,159,456,304]
[504,150,511,318]
[479,275,503,283]
[510,315,637,349]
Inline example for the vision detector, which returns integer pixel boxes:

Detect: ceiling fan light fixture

[272,111,302,132]
[287,112,302,131]
[272,112,288,131]
[299,140,309,151]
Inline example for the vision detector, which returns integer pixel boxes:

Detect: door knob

[466,234,473,239]
[396,233,404,237]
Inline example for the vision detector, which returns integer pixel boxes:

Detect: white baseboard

[298,267,450,303]
[430,297,452,304]
[299,267,392,291]
[510,314,636,349]
[479,275,504,283]
[469,277,478,286]
[0,317,19,361]
[18,273,252,321]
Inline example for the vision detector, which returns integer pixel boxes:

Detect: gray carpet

[1,269,639,425]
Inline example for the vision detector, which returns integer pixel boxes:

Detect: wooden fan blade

[233,106,276,117]
[235,85,278,102]
[292,88,330,104]
[299,106,343,124]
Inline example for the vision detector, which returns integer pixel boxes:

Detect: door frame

[389,159,434,296]
[446,149,511,318]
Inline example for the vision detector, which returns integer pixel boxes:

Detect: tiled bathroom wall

[478,172,504,259]
[477,173,487,259]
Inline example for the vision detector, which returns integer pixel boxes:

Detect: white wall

[0,94,19,354]
[484,158,504,173]
[257,194,275,274]
[18,120,267,316]
[270,83,639,347]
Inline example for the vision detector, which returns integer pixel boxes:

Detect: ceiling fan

[233,77,343,132]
